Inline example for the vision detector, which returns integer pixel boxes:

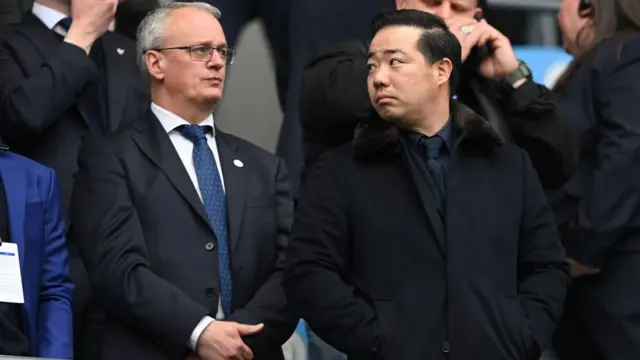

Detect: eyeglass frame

[148,44,236,65]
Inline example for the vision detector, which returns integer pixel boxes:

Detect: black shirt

[0,168,30,356]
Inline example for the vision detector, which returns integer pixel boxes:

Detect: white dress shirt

[32,2,116,37]
[151,103,225,350]
[32,2,68,36]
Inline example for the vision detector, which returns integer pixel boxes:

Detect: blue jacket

[0,149,73,359]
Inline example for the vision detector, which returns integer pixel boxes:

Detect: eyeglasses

[151,45,236,64]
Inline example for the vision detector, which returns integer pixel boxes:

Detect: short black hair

[370,9,461,95]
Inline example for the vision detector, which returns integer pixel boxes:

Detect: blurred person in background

[70,3,298,359]
[0,135,73,359]
[285,10,570,360]
[549,0,640,359]
[0,0,30,25]
[0,0,147,357]
[300,0,578,192]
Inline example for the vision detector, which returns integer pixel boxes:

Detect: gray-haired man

[69,2,298,360]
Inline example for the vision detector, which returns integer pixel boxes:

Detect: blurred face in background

[147,7,228,107]
[396,0,480,20]
[557,0,592,55]
[367,26,451,125]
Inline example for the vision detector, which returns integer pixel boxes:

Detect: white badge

[0,241,24,304]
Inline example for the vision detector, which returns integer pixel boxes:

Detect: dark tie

[420,136,446,197]
[57,17,72,31]
[179,125,233,315]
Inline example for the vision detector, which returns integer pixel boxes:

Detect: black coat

[284,102,570,360]
[299,41,578,190]
[550,33,640,359]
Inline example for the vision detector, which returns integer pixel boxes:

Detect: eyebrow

[367,49,407,59]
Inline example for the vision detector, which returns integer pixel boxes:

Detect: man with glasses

[69,2,298,360]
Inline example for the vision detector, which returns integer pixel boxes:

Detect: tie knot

[420,136,444,159]
[178,125,212,143]
[57,17,72,31]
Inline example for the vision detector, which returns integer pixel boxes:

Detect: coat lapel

[101,33,136,133]
[0,156,26,270]
[216,132,247,252]
[132,112,214,232]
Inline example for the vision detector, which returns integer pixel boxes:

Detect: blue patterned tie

[420,135,446,197]
[179,125,233,315]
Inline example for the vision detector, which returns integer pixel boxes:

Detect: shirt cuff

[188,315,215,351]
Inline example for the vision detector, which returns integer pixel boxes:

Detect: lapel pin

[233,159,244,168]
[117,48,125,55]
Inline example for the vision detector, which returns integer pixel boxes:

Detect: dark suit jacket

[299,40,578,190]
[69,109,298,360]
[0,13,147,219]
[0,149,73,359]
[0,0,29,25]
[284,102,570,360]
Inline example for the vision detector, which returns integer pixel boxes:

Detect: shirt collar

[406,118,455,153]
[151,103,216,135]
[32,3,67,31]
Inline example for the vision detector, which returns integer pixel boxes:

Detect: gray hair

[136,2,222,72]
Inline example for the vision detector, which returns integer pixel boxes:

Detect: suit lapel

[132,112,214,232]
[101,33,135,133]
[0,156,26,269]
[216,132,247,252]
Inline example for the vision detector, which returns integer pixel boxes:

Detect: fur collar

[352,101,504,160]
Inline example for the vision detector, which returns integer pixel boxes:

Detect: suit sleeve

[70,137,210,354]
[0,36,97,145]
[500,80,579,190]
[283,152,380,358]
[37,169,74,360]
[226,158,299,352]
[564,47,640,268]
[517,150,570,358]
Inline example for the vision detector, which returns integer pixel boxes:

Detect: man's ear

[474,8,484,20]
[435,58,453,87]
[145,50,166,81]
[396,0,406,9]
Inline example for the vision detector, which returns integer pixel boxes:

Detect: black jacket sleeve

[497,80,579,190]
[0,35,98,146]
[517,150,571,358]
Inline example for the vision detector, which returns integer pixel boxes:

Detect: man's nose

[207,51,225,70]
[371,67,390,88]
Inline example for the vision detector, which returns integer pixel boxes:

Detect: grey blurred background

[215,21,282,153]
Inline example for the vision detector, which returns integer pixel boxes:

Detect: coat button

[441,341,451,353]
[205,242,215,251]
[205,288,215,297]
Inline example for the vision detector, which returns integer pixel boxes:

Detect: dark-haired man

[284,10,569,360]
[298,0,577,192]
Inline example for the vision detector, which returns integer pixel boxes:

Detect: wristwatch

[504,60,532,87]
